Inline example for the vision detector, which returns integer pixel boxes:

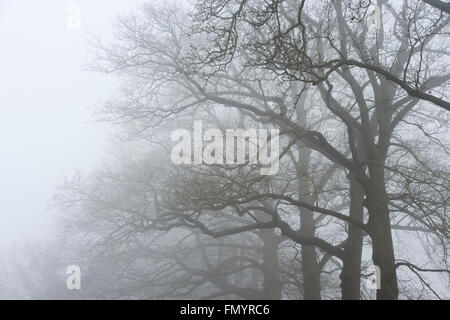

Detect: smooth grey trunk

[340,174,364,299]
[297,148,321,300]
[365,161,399,300]
[298,206,321,300]
[294,84,321,300]
[261,229,282,300]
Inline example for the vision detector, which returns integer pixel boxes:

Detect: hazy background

[0,0,141,248]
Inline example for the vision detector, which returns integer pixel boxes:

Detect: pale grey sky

[0,0,142,247]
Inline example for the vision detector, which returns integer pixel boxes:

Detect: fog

[0,0,141,246]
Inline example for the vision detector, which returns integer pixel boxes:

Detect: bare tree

[53,0,449,300]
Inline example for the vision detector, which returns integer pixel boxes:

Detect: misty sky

[0,0,142,247]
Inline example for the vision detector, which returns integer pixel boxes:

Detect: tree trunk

[297,151,321,300]
[293,84,321,300]
[300,233,322,300]
[340,174,364,299]
[261,229,282,300]
[365,163,399,300]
